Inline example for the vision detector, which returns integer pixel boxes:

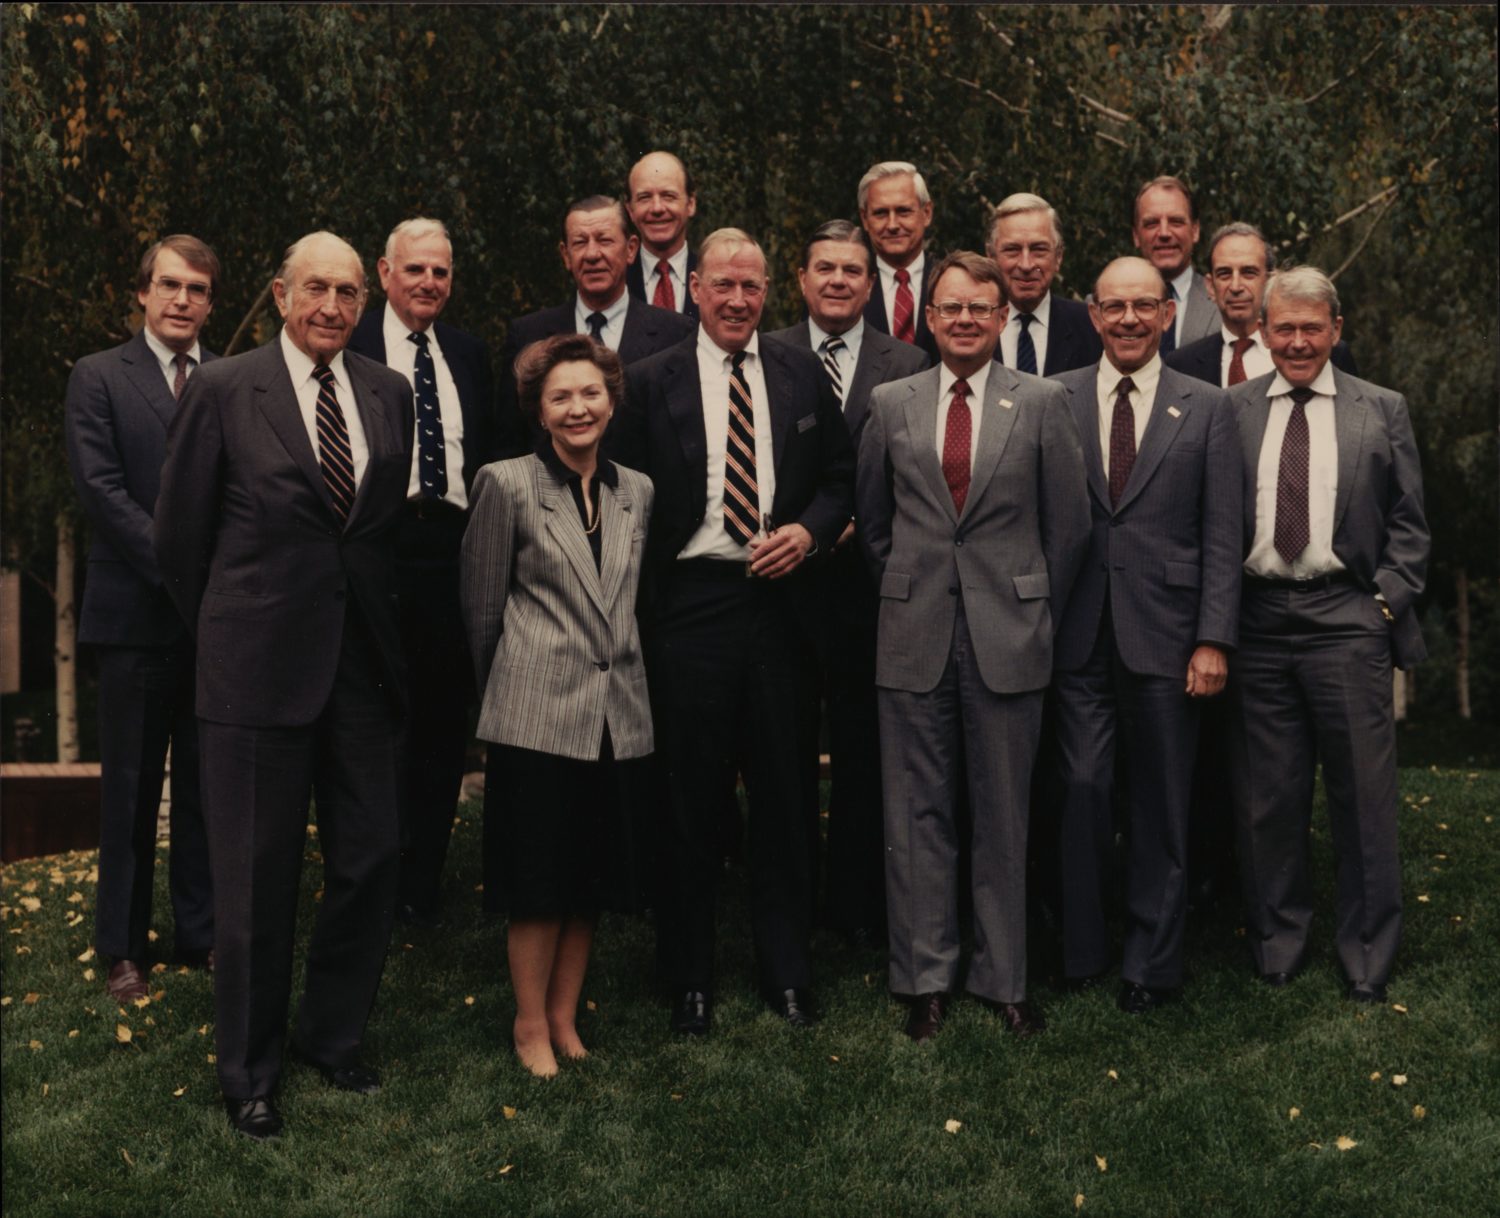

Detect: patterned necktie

[1016,312,1038,375]
[941,378,972,513]
[1274,387,1315,564]
[171,352,192,401]
[1227,336,1254,386]
[821,335,846,407]
[892,267,915,344]
[586,312,607,344]
[409,331,448,500]
[312,364,356,523]
[1160,283,1179,355]
[652,259,675,312]
[1108,375,1137,509]
[722,351,759,542]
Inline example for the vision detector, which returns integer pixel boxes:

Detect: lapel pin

[1167,405,1182,418]
[999,398,1014,410]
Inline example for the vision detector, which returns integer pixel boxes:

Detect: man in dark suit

[986,192,1101,376]
[498,196,694,454]
[155,231,415,1140]
[64,234,220,1004]
[1226,266,1428,1004]
[625,150,699,319]
[1050,257,1241,1012]
[856,251,1090,1043]
[859,161,940,361]
[1132,176,1217,353]
[612,228,854,1036]
[766,219,929,947]
[1167,222,1359,390]
[348,217,494,924]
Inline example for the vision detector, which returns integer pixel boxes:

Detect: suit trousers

[92,640,213,963]
[1227,579,1402,987]
[392,501,473,912]
[647,560,819,994]
[199,606,402,1100]
[878,597,1042,1004]
[1054,608,1200,988]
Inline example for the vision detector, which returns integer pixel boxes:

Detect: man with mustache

[65,234,221,1003]
[625,150,700,319]
[1131,176,1218,354]
[348,218,496,925]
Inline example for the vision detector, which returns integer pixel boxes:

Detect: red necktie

[652,259,675,312]
[892,268,915,344]
[1274,388,1314,563]
[941,379,972,513]
[1108,376,1137,509]
[1228,337,1254,386]
[172,352,191,400]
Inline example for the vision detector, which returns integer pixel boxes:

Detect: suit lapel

[843,338,889,436]
[342,355,394,529]
[1239,379,1274,544]
[1114,371,1190,514]
[902,372,954,521]
[538,462,608,618]
[597,471,634,611]
[963,363,1021,522]
[1067,373,1111,510]
[663,347,709,519]
[619,299,646,363]
[1331,370,1367,535]
[253,345,336,517]
[120,332,180,430]
[760,340,795,474]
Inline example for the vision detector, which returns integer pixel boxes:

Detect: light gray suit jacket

[1175,270,1220,348]
[856,362,1091,694]
[461,453,655,760]
[1228,366,1430,669]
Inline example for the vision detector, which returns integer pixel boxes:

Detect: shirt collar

[1100,353,1162,402]
[279,327,349,387]
[1268,360,1339,400]
[1010,291,1053,329]
[938,358,991,404]
[808,315,864,352]
[698,326,760,367]
[534,432,618,487]
[1219,323,1267,350]
[383,301,437,355]
[142,325,200,370]
[1167,265,1195,302]
[575,288,630,330]
[878,250,925,283]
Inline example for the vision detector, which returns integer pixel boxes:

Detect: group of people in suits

[64,154,1428,1137]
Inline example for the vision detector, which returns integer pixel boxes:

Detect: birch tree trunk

[54,513,79,763]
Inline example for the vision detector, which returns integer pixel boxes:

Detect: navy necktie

[409,331,448,500]
[1160,283,1179,354]
[1015,312,1037,375]
[586,312,607,344]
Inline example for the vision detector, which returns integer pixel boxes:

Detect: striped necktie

[312,364,356,523]
[722,351,760,542]
[821,335,846,407]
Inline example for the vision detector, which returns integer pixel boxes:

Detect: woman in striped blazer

[461,333,654,1077]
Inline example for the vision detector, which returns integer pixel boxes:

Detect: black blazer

[626,249,699,319]
[1020,294,1103,376]
[348,310,496,492]
[497,298,695,456]
[612,334,855,591]
[1166,332,1359,387]
[155,340,415,726]
[864,257,939,363]
[65,329,219,647]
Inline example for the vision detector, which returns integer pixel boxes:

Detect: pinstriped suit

[461,454,654,762]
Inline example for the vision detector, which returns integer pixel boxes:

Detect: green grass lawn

[3,761,1497,1217]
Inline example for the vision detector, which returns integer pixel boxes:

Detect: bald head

[273,230,366,362]
[627,150,698,259]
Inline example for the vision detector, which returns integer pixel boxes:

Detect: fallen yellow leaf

[198,1025,210,1036]
[670,1092,684,1101]
[28,1039,43,1051]
[77,948,95,962]
[829,1055,840,1063]
[1416,894,1430,903]
[150,963,167,975]
[1336,1136,1358,1151]
[68,1029,79,1038]
[19,897,41,912]
[464,996,475,1006]
[82,969,95,982]
[586,1000,597,1011]
[133,996,150,1010]
[1435,821,1447,829]
[66,892,83,904]
[1095,1154,1108,1172]
[1075,1194,1085,1211]
[16,946,31,956]
[207,1053,216,1063]
[21,880,37,893]
[120,1148,135,1167]
[1289,1107,1301,1120]
[944,1119,962,1134]
[498,1164,513,1176]
[1107,1069,1119,1081]
[1413,1105,1427,1120]
[147,929,158,942]
[1392,1004,1409,1014]
[115,1024,132,1044]
[172,1086,187,1097]
[1392,1074,1408,1086]
[502,1106,517,1120]
[1369,1071,1382,1081]
[23,992,39,1005]
[0,996,10,1007]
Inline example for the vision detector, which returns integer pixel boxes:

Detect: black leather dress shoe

[1117,982,1178,1015]
[988,999,1046,1038]
[904,992,950,1043]
[225,1096,283,1140]
[767,988,817,1028]
[670,991,712,1036]
[293,1047,381,1094]
[1347,982,1388,1004]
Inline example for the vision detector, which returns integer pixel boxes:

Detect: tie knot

[1116,376,1136,397]
[895,268,910,286]
[1018,312,1033,331]
[952,378,970,401]
[313,363,335,387]
[1231,337,1253,356]
[1168,283,1179,301]
[657,259,671,276]
[408,330,429,350]
[1289,386,1315,406]
[823,336,846,356]
[731,350,747,374]
[173,352,192,370]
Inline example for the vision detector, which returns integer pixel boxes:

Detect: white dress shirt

[875,251,926,333]
[645,245,691,313]
[1095,355,1161,479]
[142,326,202,393]
[1245,363,1345,579]
[279,328,370,489]
[808,316,865,410]
[679,329,776,561]
[1166,266,1196,348]
[1218,324,1274,384]
[935,360,992,470]
[573,290,630,351]
[381,303,468,509]
[999,290,1052,372]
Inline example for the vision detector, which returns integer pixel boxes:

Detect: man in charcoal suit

[859,160,940,362]
[766,218,929,947]
[348,217,496,923]
[1049,257,1241,1011]
[1131,176,1218,353]
[625,150,700,319]
[65,234,221,1003]
[1226,266,1428,1004]
[156,231,415,1140]
[856,250,1089,1042]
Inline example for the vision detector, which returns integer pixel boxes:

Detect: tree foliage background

[3,3,1497,726]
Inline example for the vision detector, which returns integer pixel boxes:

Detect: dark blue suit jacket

[864,257,939,363]
[626,249,699,319]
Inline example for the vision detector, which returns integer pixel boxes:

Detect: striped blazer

[461,454,655,761]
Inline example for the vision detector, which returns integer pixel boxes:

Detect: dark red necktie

[172,352,191,400]
[1227,337,1254,386]
[941,379,972,513]
[892,268,915,344]
[1108,376,1136,508]
[652,259,675,311]
[1274,387,1315,563]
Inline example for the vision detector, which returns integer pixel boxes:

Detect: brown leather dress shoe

[989,999,1046,1038]
[106,959,149,1003]
[904,992,950,1043]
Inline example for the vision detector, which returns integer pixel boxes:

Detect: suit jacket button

[948,586,958,596]
[596,660,610,672]
[955,538,964,547]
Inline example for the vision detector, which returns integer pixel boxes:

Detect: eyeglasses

[1095,298,1165,322]
[932,301,1000,320]
[150,276,212,303]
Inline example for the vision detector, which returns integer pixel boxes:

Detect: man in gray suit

[1132,176,1217,353]
[156,231,415,1140]
[857,250,1089,1042]
[767,219,929,946]
[1226,266,1428,1004]
[1050,257,1241,1012]
[65,234,220,1003]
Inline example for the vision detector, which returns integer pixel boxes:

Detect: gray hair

[988,192,1064,253]
[1263,265,1340,322]
[857,161,931,212]
[697,227,764,270]
[384,217,452,264]
[274,230,366,289]
[1207,221,1274,272]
